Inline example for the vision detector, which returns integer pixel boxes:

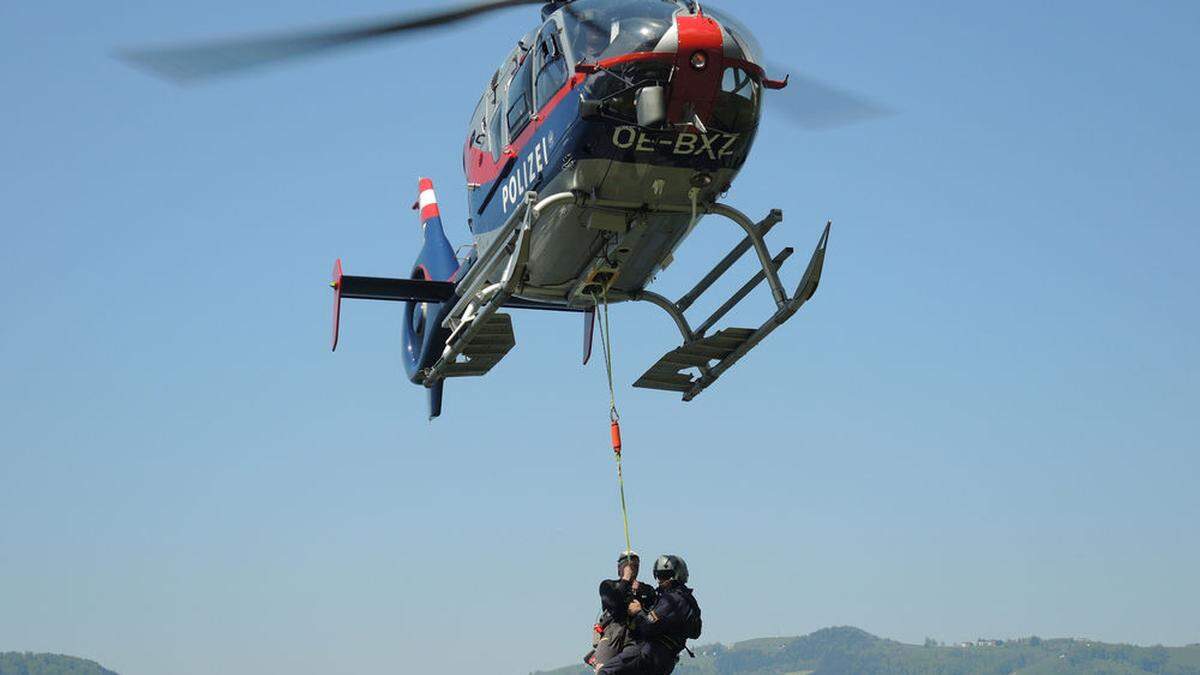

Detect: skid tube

[632,202,831,402]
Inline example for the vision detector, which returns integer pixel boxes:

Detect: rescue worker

[585,551,658,669]
[596,554,702,675]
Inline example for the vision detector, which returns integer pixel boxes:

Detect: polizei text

[501,136,552,214]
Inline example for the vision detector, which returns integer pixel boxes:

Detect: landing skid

[422,190,830,406]
[633,205,831,402]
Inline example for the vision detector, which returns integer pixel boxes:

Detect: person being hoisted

[595,554,702,675]
[585,551,658,669]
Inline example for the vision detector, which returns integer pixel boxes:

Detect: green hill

[536,626,1200,675]
[0,653,118,675]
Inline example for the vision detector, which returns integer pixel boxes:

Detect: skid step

[442,313,516,378]
[632,214,830,402]
[633,328,755,392]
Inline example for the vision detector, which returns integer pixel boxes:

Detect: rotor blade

[118,0,545,83]
[765,65,892,130]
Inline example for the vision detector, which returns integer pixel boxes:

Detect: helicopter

[124,0,883,419]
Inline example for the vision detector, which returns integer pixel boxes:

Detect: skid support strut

[633,204,831,402]
[421,190,575,387]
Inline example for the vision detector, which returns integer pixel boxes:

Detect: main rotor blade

[766,66,892,130]
[119,0,545,83]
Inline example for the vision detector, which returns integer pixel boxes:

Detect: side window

[537,58,568,109]
[488,85,504,161]
[506,56,533,139]
[535,27,569,110]
[468,94,488,154]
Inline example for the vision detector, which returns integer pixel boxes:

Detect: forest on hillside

[0,653,117,675]
[537,626,1200,675]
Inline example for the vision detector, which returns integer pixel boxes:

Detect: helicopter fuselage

[460,0,769,305]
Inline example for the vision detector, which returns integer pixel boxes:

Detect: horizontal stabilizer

[331,258,588,351]
[331,258,456,351]
[338,275,456,303]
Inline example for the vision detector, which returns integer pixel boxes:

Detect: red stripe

[595,51,675,70]
[465,54,678,186]
[593,52,767,79]
[464,70,587,186]
[418,177,434,192]
[539,71,587,121]
[726,58,765,80]
[670,15,725,124]
[420,204,441,221]
[463,48,751,187]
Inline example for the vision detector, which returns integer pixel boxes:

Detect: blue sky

[1,1,1197,674]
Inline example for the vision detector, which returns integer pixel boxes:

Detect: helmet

[653,555,689,584]
[617,550,640,576]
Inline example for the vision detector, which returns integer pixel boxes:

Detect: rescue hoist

[592,289,632,554]
[589,189,705,554]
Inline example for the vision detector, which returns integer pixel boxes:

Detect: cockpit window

[562,0,685,63]
[506,52,534,139]
[535,21,570,110]
[468,93,488,154]
[712,66,761,133]
[488,90,504,161]
[723,66,757,102]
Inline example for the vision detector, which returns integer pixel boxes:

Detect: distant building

[975,639,1003,647]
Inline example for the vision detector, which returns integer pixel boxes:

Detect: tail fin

[410,178,459,419]
[413,177,458,282]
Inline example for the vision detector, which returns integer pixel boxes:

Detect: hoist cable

[593,287,632,555]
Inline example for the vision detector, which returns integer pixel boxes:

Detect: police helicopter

[125,0,883,418]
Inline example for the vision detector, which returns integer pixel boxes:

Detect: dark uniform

[591,578,658,667]
[596,583,702,675]
[600,578,658,620]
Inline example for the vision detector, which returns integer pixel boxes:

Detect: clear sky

[1,2,1198,674]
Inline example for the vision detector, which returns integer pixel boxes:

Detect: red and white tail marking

[417,177,441,223]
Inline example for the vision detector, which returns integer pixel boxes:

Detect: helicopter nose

[666,12,726,125]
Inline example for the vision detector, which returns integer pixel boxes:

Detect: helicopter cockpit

[562,0,681,63]
[566,1,762,135]
[470,0,767,162]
